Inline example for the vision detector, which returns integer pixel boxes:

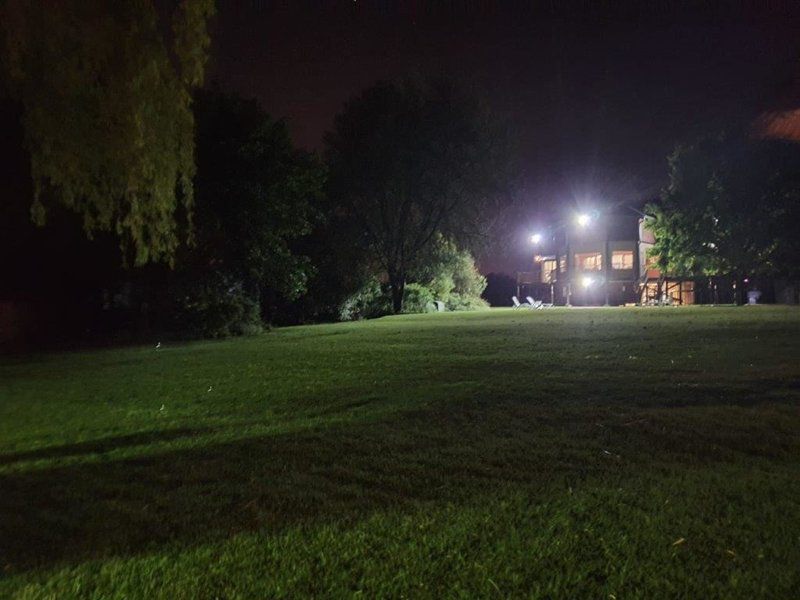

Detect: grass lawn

[1,306,799,598]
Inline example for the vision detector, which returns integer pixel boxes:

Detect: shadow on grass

[0,428,211,466]
[0,389,796,575]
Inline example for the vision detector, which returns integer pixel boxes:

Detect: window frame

[574,252,603,271]
[611,250,634,270]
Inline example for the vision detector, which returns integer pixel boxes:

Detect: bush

[409,235,488,311]
[173,273,263,338]
[402,283,436,313]
[446,293,490,311]
[338,278,391,321]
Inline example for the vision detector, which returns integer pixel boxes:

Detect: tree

[325,79,513,313]
[645,134,800,301]
[409,234,488,310]
[1,0,215,265]
[185,90,325,322]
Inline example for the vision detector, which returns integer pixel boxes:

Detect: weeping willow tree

[1,0,215,265]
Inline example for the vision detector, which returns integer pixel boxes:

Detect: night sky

[207,1,800,273]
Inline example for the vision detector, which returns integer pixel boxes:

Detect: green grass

[1,307,799,598]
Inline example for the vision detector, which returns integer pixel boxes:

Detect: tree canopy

[325,79,513,312]
[646,134,800,289]
[188,90,325,316]
[1,0,215,265]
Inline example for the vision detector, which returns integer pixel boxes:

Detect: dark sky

[207,1,800,273]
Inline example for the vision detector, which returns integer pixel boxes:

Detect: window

[559,255,567,272]
[574,252,602,271]
[541,259,557,283]
[612,250,634,270]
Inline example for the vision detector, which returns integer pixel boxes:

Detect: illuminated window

[559,255,567,272]
[574,252,602,271]
[612,250,634,270]
[541,259,557,283]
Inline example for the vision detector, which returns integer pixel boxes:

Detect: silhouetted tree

[646,134,800,302]
[326,79,513,313]
[181,90,325,325]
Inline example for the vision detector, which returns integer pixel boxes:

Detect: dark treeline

[5,87,800,348]
[1,79,512,348]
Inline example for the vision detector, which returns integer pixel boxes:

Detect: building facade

[517,211,695,306]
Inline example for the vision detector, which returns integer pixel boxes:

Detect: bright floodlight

[582,275,593,288]
[577,213,591,227]
[530,233,542,244]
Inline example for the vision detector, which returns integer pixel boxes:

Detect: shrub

[402,283,436,313]
[338,278,391,321]
[173,272,263,338]
[446,292,490,311]
[410,235,488,311]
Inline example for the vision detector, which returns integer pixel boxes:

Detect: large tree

[646,134,800,301]
[185,90,325,320]
[325,79,513,313]
[1,0,215,265]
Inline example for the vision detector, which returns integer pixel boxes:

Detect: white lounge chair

[526,296,543,309]
[512,296,530,309]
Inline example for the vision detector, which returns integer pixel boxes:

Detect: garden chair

[526,296,543,309]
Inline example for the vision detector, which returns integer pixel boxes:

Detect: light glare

[577,214,591,227]
[582,276,593,288]
[530,233,542,244]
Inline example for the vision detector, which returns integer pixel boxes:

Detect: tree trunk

[389,272,405,313]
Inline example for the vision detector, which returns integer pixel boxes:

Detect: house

[517,209,695,306]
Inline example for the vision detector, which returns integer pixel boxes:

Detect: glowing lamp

[577,214,591,227]
[582,276,593,288]
[530,233,543,244]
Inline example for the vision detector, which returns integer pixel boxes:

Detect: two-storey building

[517,209,695,306]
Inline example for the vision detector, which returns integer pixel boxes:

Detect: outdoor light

[530,233,543,244]
[582,275,593,288]
[577,213,591,227]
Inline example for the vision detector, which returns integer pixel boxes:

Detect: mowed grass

[1,307,799,598]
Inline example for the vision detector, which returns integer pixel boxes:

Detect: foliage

[410,235,489,311]
[335,238,491,318]
[446,250,488,310]
[326,78,513,312]
[172,271,262,339]
[646,135,800,286]
[3,308,800,597]
[296,209,372,321]
[0,0,215,265]
[338,278,391,321]
[446,291,490,311]
[401,283,436,314]
[188,90,325,323]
